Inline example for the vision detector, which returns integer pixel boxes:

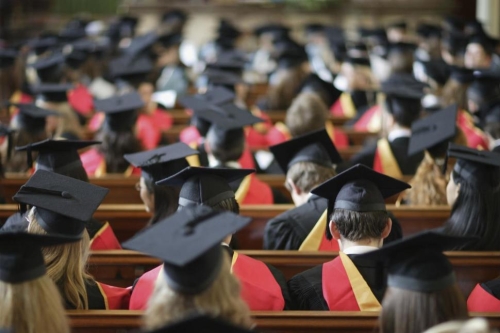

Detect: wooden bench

[87,250,500,297]
[67,310,500,333]
[0,204,450,247]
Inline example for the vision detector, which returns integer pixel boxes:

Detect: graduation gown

[68,84,94,117]
[457,110,489,150]
[86,218,122,251]
[330,91,371,119]
[467,280,500,312]
[234,173,274,205]
[67,280,130,310]
[80,148,141,177]
[288,252,386,311]
[128,246,290,311]
[353,105,382,133]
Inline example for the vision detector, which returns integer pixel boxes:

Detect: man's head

[285,92,329,137]
[465,35,494,70]
[286,161,336,206]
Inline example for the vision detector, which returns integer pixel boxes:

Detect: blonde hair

[0,275,70,333]
[38,101,84,139]
[144,254,253,331]
[26,207,93,309]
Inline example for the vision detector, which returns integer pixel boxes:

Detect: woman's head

[140,175,180,226]
[97,129,143,173]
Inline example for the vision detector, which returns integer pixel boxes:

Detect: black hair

[96,128,143,173]
[386,96,422,128]
[143,177,180,227]
[206,126,244,164]
[328,209,389,241]
[191,116,211,138]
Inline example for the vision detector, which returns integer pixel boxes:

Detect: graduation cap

[445,143,500,185]
[64,49,88,69]
[32,83,72,103]
[162,9,188,24]
[359,230,476,292]
[158,32,182,49]
[0,49,17,69]
[94,92,144,132]
[122,206,251,294]
[16,138,100,173]
[179,86,235,111]
[272,38,308,69]
[344,56,371,67]
[416,23,442,39]
[191,103,263,131]
[30,52,66,83]
[442,32,468,56]
[149,314,253,333]
[381,74,426,99]
[208,50,247,71]
[124,142,199,182]
[311,164,410,239]
[203,68,243,87]
[108,55,153,87]
[59,26,87,42]
[443,16,464,33]
[408,105,457,156]
[156,166,254,208]
[299,73,341,107]
[270,129,342,173]
[217,19,241,40]
[305,23,325,35]
[0,231,81,284]
[122,31,158,57]
[254,23,290,39]
[387,42,417,55]
[11,103,58,133]
[467,70,500,106]
[448,66,474,84]
[27,37,59,55]
[12,170,109,236]
[417,60,450,86]
[387,21,407,30]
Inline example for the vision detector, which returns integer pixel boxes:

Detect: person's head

[206,126,245,165]
[466,71,500,119]
[441,67,474,110]
[387,43,415,74]
[445,145,500,250]
[386,21,407,43]
[441,33,467,66]
[286,162,336,206]
[340,59,377,91]
[385,96,422,129]
[154,33,182,67]
[465,36,493,70]
[285,92,328,137]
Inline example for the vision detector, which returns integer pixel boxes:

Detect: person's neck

[340,237,383,252]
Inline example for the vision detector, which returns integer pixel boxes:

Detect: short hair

[286,161,336,194]
[386,96,422,128]
[285,92,328,137]
[330,209,389,242]
[206,127,244,164]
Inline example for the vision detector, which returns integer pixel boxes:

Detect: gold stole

[340,93,356,118]
[325,121,335,140]
[95,282,110,310]
[274,122,292,140]
[96,161,134,178]
[299,210,330,251]
[185,142,201,167]
[377,138,403,179]
[235,175,252,204]
[230,251,239,272]
[339,252,381,311]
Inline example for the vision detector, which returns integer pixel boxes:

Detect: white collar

[342,245,379,255]
[208,154,241,169]
[388,128,411,142]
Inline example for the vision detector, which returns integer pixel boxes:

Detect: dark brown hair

[5,130,48,173]
[266,66,309,111]
[96,129,143,174]
[330,209,389,242]
[143,178,180,227]
[441,79,469,110]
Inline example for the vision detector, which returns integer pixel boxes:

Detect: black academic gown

[338,136,424,175]
[287,254,387,310]
[263,195,327,250]
[492,145,500,154]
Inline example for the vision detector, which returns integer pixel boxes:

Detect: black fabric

[481,279,500,300]
[197,142,210,167]
[85,218,105,240]
[67,280,106,310]
[287,254,387,310]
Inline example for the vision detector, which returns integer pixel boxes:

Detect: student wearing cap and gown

[124,206,254,330]
[155,32,189,96]
[264,129,341,250]
[338,77,426,178]
[287,164,410,310]
[128,167,290,311]
[0,231,78,333]
[123,142,199,227]
[465,33,500,72]
[442,144,500,251]
[9,139,122,250]
[14,170,130,309]
[251,24,289,80]
[467,70,500,129]
[362,231,471,333]
[81,92,143,177]
[199,19,242,65]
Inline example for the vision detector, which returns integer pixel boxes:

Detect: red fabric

[265,126,290,146]
[232,253,285,311]
[246,127,270,148]
[129,265,162,310]
[467,283,500,312]
[240,174,274,204]
[18,92,34,104]
[98,282,131,309]
[373,147,384,173]
[238,148,256,169]
[137,114,162,150]
[318,236,340,251]
[80,148,103,177]
[68,84,94,116]
[333,128,349,149]
[88,113,104,132]
[354,105,380,132]
[89,224,122,251]
[330,99,345,117]
[322,257,360,310]
[180,126,202,146]
[457,111,489,150]
[151,109,173,131]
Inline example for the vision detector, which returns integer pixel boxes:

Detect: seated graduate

[8,139,121,250]
[363,231,471,333]
[123,206,254,330]
[339,77,426,178]
[199,19,243,65]
[154,32,189,96]
[484,109,500,153]
[399,105,465,206]
[129,167,290,311]
[263,129,341,250]
[442,144,500,251]
[467,70,500,129]
[0,230,78,333]
[147,313,254,333]
[287,164,409,310]
[251,24,289,80]
[81,92,143,176]
[464,33,498,71]
[13,170,130,309]
[124,142,198,227]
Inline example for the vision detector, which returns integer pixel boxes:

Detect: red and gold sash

[467,283,500,312]
[373,138,403,178]
[128,265,162,310]
[326,121,349,149]
[322,253,381,311]
[330,93,357,118]
[96,282,131,310]
[186,142,201,167]
[231,252,285,311]
[299,210,340,251]
[266,122,291,146]
[236,174,274,205]
[457,110,489,150]
[89,222,122,251]
[354,105,382,133]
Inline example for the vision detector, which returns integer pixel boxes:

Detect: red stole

[325,121,349,149]
[236,174,274,205]
[128,265,162,310]
[137,114,162,150]
[97,282,131,309]
[89,222,122,251]
[179,125,202,146]
[266,122,291,146]
[353,105,381,133]
[330,92,356,118]
[80,148,140,177]
[68,84,94,116]
[299,210,340,251]
[467,283,500,312]
[456,110,489,150]
[322,253,381,311]
[231,252,285,311]
[373,138,403,178]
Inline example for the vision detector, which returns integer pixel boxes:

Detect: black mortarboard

[449,66,474,84]
[299,73,341,107]
[305,23,325,35]
[468,70,500,106]
[64,49,88,69]
[118,15,139,38]
[94,92,144,132]
[0,49,17,69]
[346,41,368,57]
[16,139,100,172]
[387,21,407,30]
[27,37,59,55]
[203,68,243,86]
[344,56,371,67]
[387,42,417,55]
[149,314,253,333]
[443,16,464,33]
[30,52,66,83]
[408,105,458,156]
[162,9,188,24]
[418,60,450,86]
[156,166,254,208]
[465,19,486,37]
[0,231,80,284]
[59,27,86,42]
[270,129,342,173]
[217,19,241,40]
[272,38,308,69]
[32,83,72,103]
[442,32,468,56]
[468,33,495,54]
[108,55,153,87]
[208,50,247,71]
[191,103,263,130]
[12,103,58,133]
[416,23,442,39]
[254,23,290,39]
[179,86,235,111]
[445,143,500,184]
[381,75,426,100]
[124,142,199,182]
[12,170,109,236]
[158,32,182,49]
[122,205,251,294]
[311,164,410,239]
[359,230,475,292]
[123,32,158,57]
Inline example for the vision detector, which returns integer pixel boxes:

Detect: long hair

[143,177,180,226]
[266,66,309,110]
[96,129,143,174]
[27,208,95,309]
[40,102,84,139]
[5,129,48,173]
[0,275,70,333]
[441,79,469,110]
[143,255,253,331]
[380,284,468,333]
[444,168,500,250]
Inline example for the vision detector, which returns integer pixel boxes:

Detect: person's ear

[287,179,302,195]
[381,218,393,239]
[329,220,342,241]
